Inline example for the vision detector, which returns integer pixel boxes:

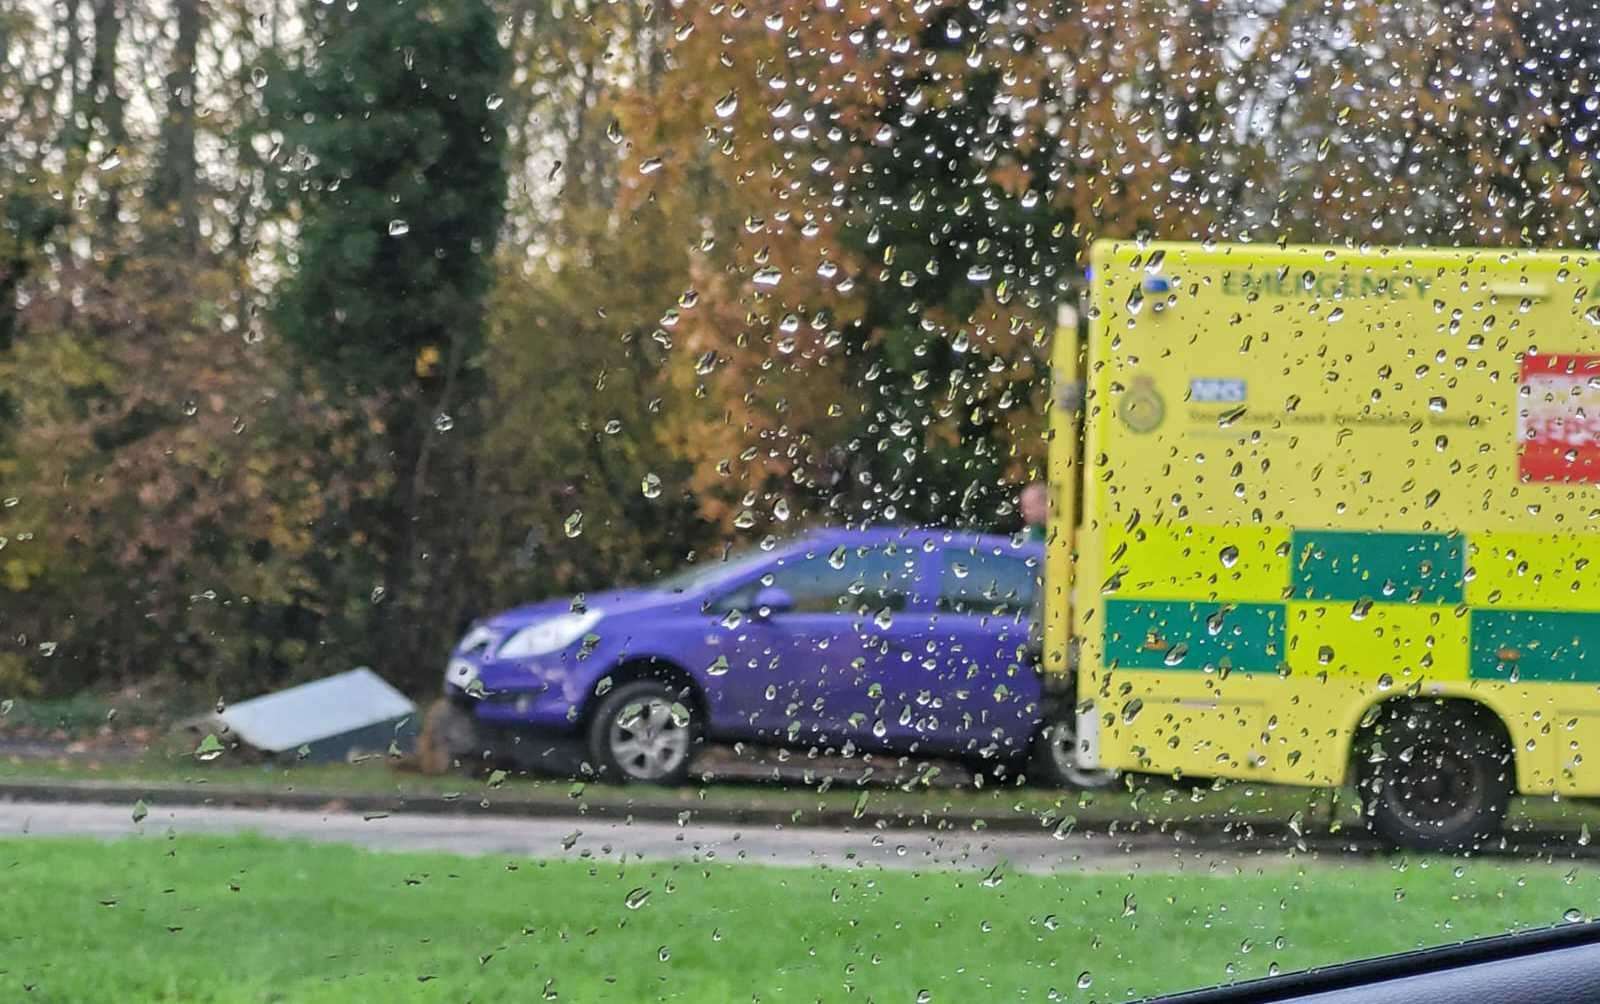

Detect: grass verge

[0,751,1365,832]
[9,751,1600,841]
[4,835,1596,1002]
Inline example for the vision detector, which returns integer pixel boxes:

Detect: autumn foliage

[2,0,1599,698]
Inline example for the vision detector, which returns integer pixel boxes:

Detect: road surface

[0,799,1282,874]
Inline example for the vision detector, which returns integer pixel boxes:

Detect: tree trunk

[88,0,127,240]
[151,0,204,253]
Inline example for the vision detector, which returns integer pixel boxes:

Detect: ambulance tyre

[1359,700,1513,852]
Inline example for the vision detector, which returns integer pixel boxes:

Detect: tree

[147,0,205,253]
[273,0,509,686]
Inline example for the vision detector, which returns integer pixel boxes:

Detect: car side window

[716,545,918,614]
[938,550,1037,615]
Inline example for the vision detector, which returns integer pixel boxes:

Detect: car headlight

[457,625,497,654]
[445,658,480,691]
[496,611,604,659]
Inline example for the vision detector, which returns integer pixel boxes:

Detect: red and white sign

[1519,353,1600,483]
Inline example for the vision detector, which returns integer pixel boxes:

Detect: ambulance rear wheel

[1359,701,1513,852]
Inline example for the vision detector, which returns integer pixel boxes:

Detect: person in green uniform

[1021,481,1048,666]
[1020,481,1048,543]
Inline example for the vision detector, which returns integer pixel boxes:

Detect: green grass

[3,836,1596,1002]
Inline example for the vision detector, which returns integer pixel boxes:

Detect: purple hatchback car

[432,527,1053,783]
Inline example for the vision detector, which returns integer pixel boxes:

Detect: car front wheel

[586,680,698,784]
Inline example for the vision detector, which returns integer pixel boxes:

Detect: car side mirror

[751,586,794,619]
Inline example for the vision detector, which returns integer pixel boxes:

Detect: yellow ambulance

[1043,240,1600,849]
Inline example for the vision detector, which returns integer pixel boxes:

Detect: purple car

[432,527,1052,783]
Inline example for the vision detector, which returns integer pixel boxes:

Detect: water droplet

[1163,643,1189,667]
[1121,698,1144,724]
[706,655,730,677]
[1326,307,1345,323]
[485,92,504,110]
[1043,914,1059,931]
[752,267,782,287]
[1077,972,1093,989]
[1317,645,1335,665]
[625,887,651,910]
[97,152,122,171]
[773,498,791,522]
[1565,908,1584,923]
[563,511,584,538]
[194,733,226,762]
[639,157,664,175]
[433,413,454,432]
[714,92,739,118]
[387,219,410,236]
[1376,673,1394,691]
[641,473,662,498]
[657,945,671,962]
[1219,545,1240,568]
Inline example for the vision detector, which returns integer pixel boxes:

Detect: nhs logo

[1190,378,1247,403]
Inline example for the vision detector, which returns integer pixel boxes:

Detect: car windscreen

[645,546,781,594]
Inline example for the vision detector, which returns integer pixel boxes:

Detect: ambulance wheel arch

[1347,695,1517,850]
[1339,687,1545,792]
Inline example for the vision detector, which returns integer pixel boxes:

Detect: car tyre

[587,680,699,784]
[1030,719,1120,790]
[1359,701,1512,852]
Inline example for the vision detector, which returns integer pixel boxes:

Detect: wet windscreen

[2,1,1599,1000]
